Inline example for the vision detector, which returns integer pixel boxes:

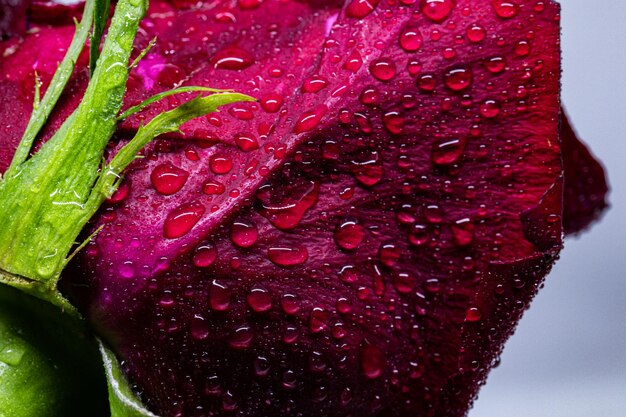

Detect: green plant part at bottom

[0,284,108,417]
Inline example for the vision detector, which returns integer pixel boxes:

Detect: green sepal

[90,0,112,75]
[99,340,158,417]
[5,0,95,177]
[0,284,108,417]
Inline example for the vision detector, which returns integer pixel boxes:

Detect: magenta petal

[561,110,609,235]
[0,0,579,416]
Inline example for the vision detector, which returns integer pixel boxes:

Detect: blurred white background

[470,1,626,416]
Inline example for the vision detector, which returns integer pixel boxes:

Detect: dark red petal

[561,110,609,235]
[0,0,574,416]
[0,0,26,39]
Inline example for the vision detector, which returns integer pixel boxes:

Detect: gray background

[470,1,626,416]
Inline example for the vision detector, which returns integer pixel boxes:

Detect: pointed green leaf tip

[0,0,253,311]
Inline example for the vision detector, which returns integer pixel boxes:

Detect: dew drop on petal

[151,163,189,195]
[369,58,396,81]
[444,67,472,91]
[267,245,309,266]
[334,220,366,250]
[210,47,255,70]
[399,28,423,51]
[210,280,231,311]
[345,0,381,19]
[231,220,258,248]
[163,201,205,239]
[247,285,273,312]
[420,0,456,23]
[360,343,386,379]
[193,242,217,267]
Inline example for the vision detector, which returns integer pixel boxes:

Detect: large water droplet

[360,343,386,379]
[210,47,255,70]
[163,201,205,239]
[209,154,233,174]
[229,326,253,349]
[334,219,366,250]
[301,75,328,93]
[393,271,417,294]
[193,242,217,267]
[399,28,423,51]
[492,0,519,19]
[431,137,466,165]
[151,163,189,195]
[210,280,231,311]
[293,105,327,133]
[444,67,472,91]
[345,0,381,19]
[257,181,319,230]
[421,0,455,23]
[191,314,209,340]
[268,245,309,266]
[309,308,329,333]
[231,220,258,248]
[247,285,273,312]
[369,58,396,81]
[234,132,259,152]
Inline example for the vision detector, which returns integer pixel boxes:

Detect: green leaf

[5,0,95,178]
[0,284,108,417]
[118,86,228,121]
[90,0,112,75]
[99,340,158,417]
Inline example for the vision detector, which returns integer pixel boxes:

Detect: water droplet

[369,58,396,81]
[202,179,226,195]
[210,47,255,70]
[231,220,258,248]
[163,201,205,239]
[257,181,319,230]
[359,86,380,105]
[151,163,189,195]
[351,150,384,186]
[421,0,455,23]
[191,314,209,340]
[379,242,401,266]
[293,105,327,133]
[254,356,271,377]
[301,75,328,93]
[444,67,472,91]
[336,297,352,313]
[234,132,259,152]
[431,137,466,165]
[417,73,437,92]
[247,285,273,312]
[492,0,519,19]
[452,218,475,246]
[210,280,231,311]
[281,293,301,315]
[399,28,423,51]
[484,56,506,73]
[192,243,217,268]
[107,181,130,203]
[409,223,430,246]
[119,261,135,279]
[515,40,531,56]
[345,0,381,18]
[467,24,486,42]
[260,92,283,113]
[465,307,482,322]
[209,154,233,174]
[309,308,329,333]
[343,50,363,73]
[268,245,309,266]
[335,220,366,250]
[229,325,253,349]
[480,99,501,118]
[393,271,417,294]
[282,370,297,389]
[383,111,404,135]
[360,343,386,379]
